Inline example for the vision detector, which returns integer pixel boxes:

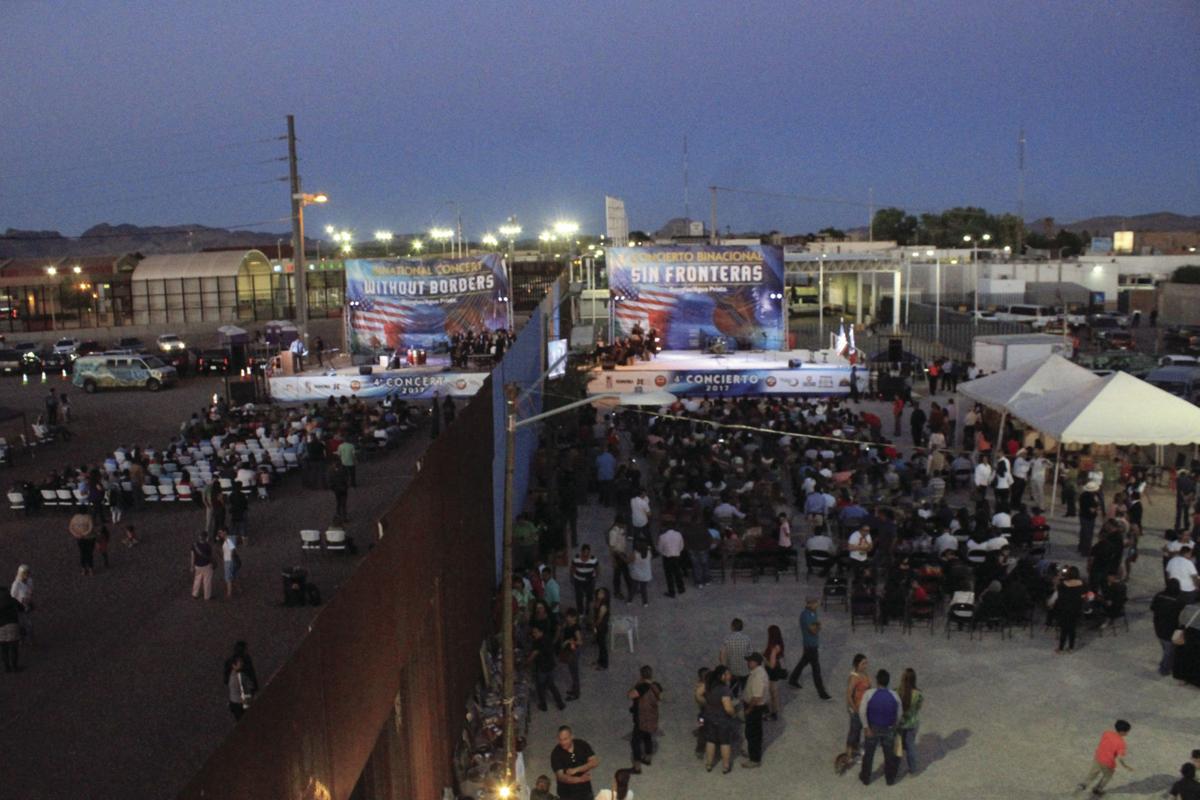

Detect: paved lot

[0,372,430,799]
[523,397,1198,800]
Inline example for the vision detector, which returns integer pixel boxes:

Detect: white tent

[958,354,1101,414]
[1011,370,1200,446]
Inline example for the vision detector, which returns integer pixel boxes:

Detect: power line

[11,157,289,200]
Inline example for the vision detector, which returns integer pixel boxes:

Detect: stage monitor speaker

[887,337,904,362]
[358,365,373,376]
[788,358,804,369]
[228,380,256,406]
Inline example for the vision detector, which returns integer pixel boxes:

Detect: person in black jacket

[1152,579,1185,675]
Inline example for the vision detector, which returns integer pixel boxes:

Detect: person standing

[702,666,737,774]
[1012,449,1031,507]
[551,725,599,800]
[628,542,652,606]
[1054,566,1086,653]
[529,624,566,712]
[227,654,254,720]
[0,590,24,672]
[337,437,357,488]
[909,403,927,449]
[429,397,440,439]
[1079,480,1104,556]
[571,544,599,617]
[763,625,786,721]
[788,596,833,699]
[560,608,583,701]
[630,489,652,547]
[596,447,617,507]
[10,565,33,644]
[1030,451,1051,510]
[843,654,872,763]
[858,668,902,786]
[314,335,325,368]
[719,618,752,697]
[683,516,713,589]
[592,588,610,671]
[44,389,58,426]
[1177,470,1197,532]
[657,526,686,598]
[898,668,924,776]
[288,336,305,372]
[892,396,905,437]
[223,641,258,692]
[1168,546,1200,604]
[1076,720,1133,796]
[222,531,241,599]
[628,665,662,772]
[191,532,215,600]
[741,652,769,768]
[1170,763,1199,800]
[607,523,633,601]
[1152,580,1185,676]
[228,486,248,544]
[328,460,350,523]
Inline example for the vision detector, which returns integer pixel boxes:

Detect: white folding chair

[41,489,59,507]
[218,478,234,496]
[59,489,76,506]
[610,615,639,653]
[177,484,194,502]
[324,527,347,551]
[300,529,322,551]
[8,491,25,511]
[158,484,176,502]
[142,484,160,503]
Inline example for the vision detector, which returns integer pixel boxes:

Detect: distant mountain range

[0,223,306,260]
[1052,212,1200,236]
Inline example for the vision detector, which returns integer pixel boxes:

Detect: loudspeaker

[358,365,373,376]
[788,358,804,369]
[887,337,903,362]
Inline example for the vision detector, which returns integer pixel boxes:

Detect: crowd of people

[448,327,515,368]
[592,322,661,367]
[507,387,1200,797]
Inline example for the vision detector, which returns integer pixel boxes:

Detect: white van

[995,304,1056,328]
[71,354,178,393]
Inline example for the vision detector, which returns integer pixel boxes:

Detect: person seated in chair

[1100,573,1128,626]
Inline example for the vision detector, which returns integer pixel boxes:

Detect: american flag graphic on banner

[613,289,680,332]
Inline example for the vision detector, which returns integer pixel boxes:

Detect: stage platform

[586,349,867,398]
[268,356,488,403]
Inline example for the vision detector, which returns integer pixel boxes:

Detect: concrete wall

[1156,282,1200,325]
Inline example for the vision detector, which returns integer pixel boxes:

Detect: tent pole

[997,410,1008,453]
[1049,445,1061,518]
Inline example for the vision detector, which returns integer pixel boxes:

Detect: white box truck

[972,333,1073,373]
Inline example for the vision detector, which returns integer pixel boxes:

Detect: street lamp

[963,233,991,324]
[926,249,941,342]
[482,233,499,249]
[291,191,329,339]
[374,230,394,256]
[430,227,454,256]
[410,238,424,254]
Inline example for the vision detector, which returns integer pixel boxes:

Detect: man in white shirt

[848,524,873,564]
[657,527,686,598]
[741,653,770,768]
[630,490,651,543]
[991,510,1012,531]
[973,458,994,501]
[933,529,959,557]
[1029,452,1051,509]
[806,529,836,555]
[1012,449,1032,506]
[1167,547,1199,603]
[712,497,746,525]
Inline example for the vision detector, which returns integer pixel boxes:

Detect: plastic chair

[610,615,639,653]
[300,529,322,551]
[142,485,160,502]
[8,491,25,511]
[41,489,59,507]
[324,527,348,552]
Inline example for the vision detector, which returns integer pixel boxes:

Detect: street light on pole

[926,249,940,343]
[374,230,394,256]
[290,191,328,339]
[430,227,454,256]
[963,233,991,325]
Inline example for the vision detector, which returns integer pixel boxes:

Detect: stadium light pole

[963,233,991,325]
[374,230,394,256]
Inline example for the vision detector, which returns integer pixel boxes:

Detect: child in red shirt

[1077,719,1132,796]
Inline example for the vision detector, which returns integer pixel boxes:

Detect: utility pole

[683,135,690,221]
[709,186,718,245]
[1017,127,1026,255]
[868,186,874,242]
[287,115,308,341]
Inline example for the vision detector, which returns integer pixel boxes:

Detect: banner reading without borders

[607,244,785,351]
[345,254,510,353]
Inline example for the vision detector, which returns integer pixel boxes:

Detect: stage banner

[586,365,867,398]
[345,255,509,354]
[607,245,785,351]
[269,371,488,403]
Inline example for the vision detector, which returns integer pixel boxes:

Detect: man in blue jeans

[858,668,902,786]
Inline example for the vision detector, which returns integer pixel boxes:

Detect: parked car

[40,349,70,373]
[77,340,105,355]
[1098,329,1135,350]
[0,349,32,375]
[156,333,187,352]
[116,336,146,352]
[994,304,1056,328]
[1159,354,1200,368]
[1087,316,1123,343]
[1145,365,1200,404]
[1163,325,1200,354]
[161,347,191,375]
[1079,350,1156,377]
[72,354,177,393]
[1089,311,1130,329]
[52,337,81,355]
[196,349,232,374]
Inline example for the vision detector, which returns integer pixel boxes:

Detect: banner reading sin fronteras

[344,254,510,354]
[607,245,785,351]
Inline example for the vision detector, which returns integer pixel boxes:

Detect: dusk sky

[2,1,1197,240]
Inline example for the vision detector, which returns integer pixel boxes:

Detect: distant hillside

[1055,212,1200,235]
[0,223,303,259]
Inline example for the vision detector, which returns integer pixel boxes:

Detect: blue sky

[1,0,1197,239]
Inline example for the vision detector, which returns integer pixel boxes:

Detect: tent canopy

[1012,370,1200,446]
[958,354,1100,414]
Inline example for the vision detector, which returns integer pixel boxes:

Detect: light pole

[927,249,940,343]
[290,191,328,339]
[430,227,454,256]
[553,220,579,270]
[963,233,991,324]
[374,230,394,256]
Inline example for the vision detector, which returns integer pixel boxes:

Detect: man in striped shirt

[570,545,599,617]
[719,618,752,697]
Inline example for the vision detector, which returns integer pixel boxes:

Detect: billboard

[607,245,785,351]
[270,370,488,403]
[586,364,866,398]
[605,195,629,246]
[344,254,509,354]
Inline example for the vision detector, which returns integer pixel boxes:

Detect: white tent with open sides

[1011,370,1200,446]
[958,354,1101,415]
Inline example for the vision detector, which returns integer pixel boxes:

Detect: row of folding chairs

[299,528,349,552]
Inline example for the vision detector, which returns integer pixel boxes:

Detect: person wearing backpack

[628,665,662,773]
